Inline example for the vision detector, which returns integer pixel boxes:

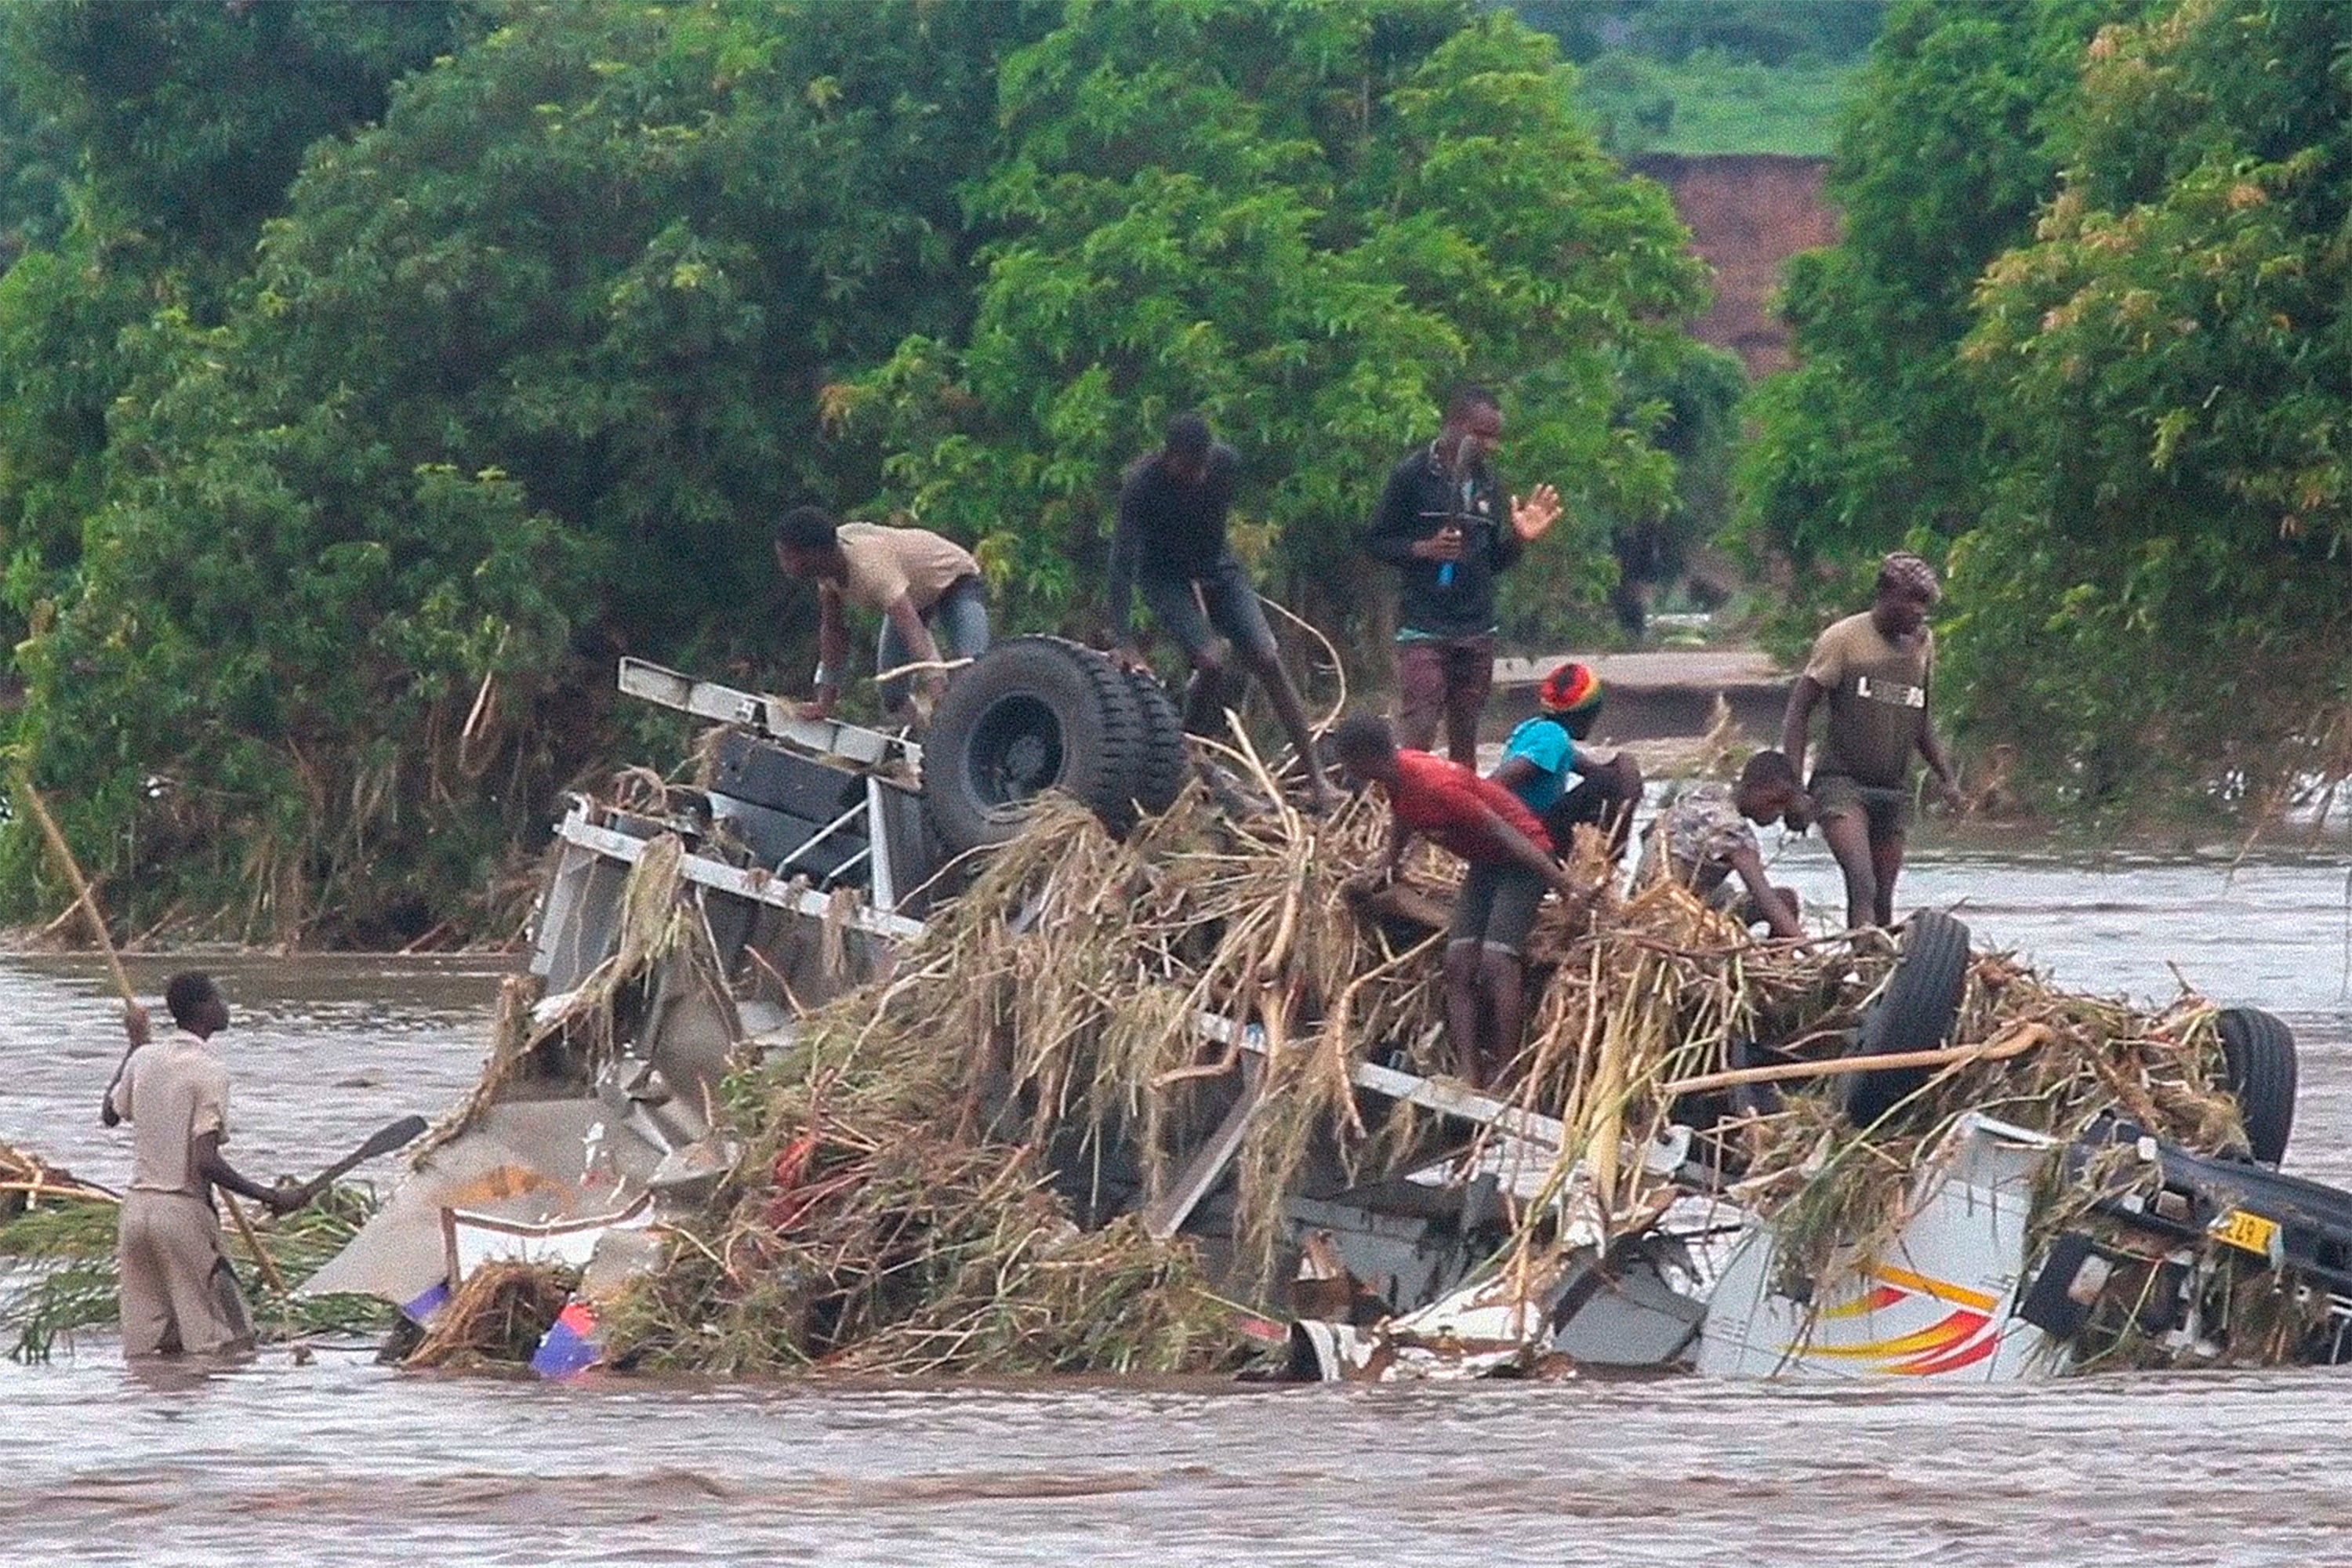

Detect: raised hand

[1512,483,1563,543]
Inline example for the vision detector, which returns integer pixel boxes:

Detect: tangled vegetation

[0,1148,394,1362]
[580,747,2253,1378]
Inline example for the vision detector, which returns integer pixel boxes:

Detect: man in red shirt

[1334,714,1581,1087]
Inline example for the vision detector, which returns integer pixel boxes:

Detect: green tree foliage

[1515,2,1886,65]
[8,1,474,263]
[1606,341,1745,631]
[850,2,1706,652]
[8,0,1044,942]
[1730,0,2132,639]
[0,0,1715,943]
[0,1,472,668]
[1949,0,2352,811]
[0,67,70,266]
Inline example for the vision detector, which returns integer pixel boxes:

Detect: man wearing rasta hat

[1489,662,1644,861]
[1781,551,1962,928]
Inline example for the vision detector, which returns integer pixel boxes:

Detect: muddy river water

[3,835,2350,1566]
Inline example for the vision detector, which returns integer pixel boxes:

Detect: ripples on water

[2,838,2348,1566]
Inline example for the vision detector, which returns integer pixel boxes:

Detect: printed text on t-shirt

[1854,673,1925,709]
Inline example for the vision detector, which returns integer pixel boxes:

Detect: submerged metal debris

[260,657,2352,1378]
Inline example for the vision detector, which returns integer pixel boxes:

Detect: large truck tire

[2216,1007,2296,1167]
[1120,666,1190,818]
[1842,909,1971,1129]
[923,637,1152,855]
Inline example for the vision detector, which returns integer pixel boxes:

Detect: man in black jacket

[1109,412,1334,809]
[1364,385,1561,765]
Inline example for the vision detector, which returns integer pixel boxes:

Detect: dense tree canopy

[3,0,1047,940]
[851,3,1707,648]
[1734,0,2352,818]
[1950,0,2352,812]
[0,0,474,670]
[1730,0,2131,629]
[0,0,1711,942]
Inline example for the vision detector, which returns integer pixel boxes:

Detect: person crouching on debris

[1488,661,1644,863]
[1333,713,1583,1088]
[773,505,991,724]
[102,973,308,1357]
[1635,751,1807,939]
[1780,550,1962,928]
[1106,412,1336,811]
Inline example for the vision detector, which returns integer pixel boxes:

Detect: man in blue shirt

[1488,662,1642,859]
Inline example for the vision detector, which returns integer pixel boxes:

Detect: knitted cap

[1538,661,1603,714]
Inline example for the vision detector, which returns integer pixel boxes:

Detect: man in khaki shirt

[773,506,991,721]
[103,973,306,1356]
[1780,552,1962,928]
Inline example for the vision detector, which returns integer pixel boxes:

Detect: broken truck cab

[308,652,2352,1382]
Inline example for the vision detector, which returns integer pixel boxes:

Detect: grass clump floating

[0,1149,395,1361]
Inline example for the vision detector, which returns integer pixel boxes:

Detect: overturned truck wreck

[309,650,2350,1381]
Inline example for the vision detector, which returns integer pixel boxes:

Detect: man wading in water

[1781,552,1962,928]
[1334,714,1581,1087]
[102,973,309,1356]
[1364,385,1562,767]
[1107,412,1335,811]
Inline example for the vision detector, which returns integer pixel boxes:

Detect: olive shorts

[1808,771,1911,839]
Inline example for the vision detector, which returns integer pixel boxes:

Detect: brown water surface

[3,835,2349,1565]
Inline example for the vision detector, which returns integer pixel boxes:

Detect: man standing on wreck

[1364,384,1562,766]
[1106,412,1336,811]
[774,506,991,724]
[1334,714,1582,1087]
[1780,551,1962,928]
[103,973,307,1356]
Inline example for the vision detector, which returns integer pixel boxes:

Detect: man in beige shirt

[773,506,991,721]
[103,973,306,1356]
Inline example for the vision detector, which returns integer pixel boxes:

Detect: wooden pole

[10,764,132,1004]
[9,762,289,1295]
[1657,1022,2053,1099]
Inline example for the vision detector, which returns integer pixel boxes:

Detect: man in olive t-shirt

[1780,552,1961,928]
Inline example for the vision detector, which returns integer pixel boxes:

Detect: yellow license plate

[2210,1208,2281,1259]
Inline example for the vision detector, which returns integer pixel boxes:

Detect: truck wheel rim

[967,695,1065,811]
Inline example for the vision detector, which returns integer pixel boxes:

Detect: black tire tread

[1844,909,1971,1127]
[2217,1006,2296,1166]
[1062,638,1149,831]
[1121,666,1189,817]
